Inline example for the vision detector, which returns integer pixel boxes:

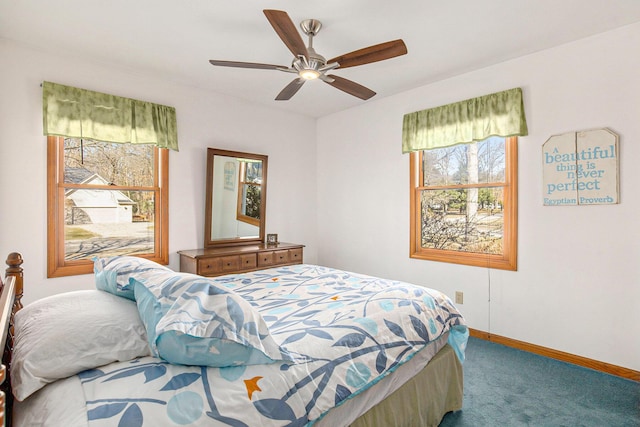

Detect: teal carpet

[439,337,640,426]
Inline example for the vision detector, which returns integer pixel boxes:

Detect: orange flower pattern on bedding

[244,376,263,400]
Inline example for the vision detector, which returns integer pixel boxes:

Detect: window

[47,136,169,277]
[410,136,517,270]
[236,160,262,227]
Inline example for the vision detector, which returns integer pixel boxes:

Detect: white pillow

[11,290,151,401]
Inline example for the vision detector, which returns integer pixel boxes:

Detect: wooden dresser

[178,242,304,277]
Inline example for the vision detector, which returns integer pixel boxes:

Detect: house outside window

[410,136,518,270]
[47,136,169,277]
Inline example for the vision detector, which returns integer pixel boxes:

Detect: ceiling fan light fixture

[299,69,320,80]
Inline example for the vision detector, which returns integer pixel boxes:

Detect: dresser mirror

[204,148,268,247]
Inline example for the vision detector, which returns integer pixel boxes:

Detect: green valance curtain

[42,81,179,151]
[402,87,527,153]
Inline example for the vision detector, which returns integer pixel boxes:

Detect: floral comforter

[82,264,468,426]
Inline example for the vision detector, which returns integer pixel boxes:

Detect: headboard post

[5,253,23,313]
[3,252,22,427]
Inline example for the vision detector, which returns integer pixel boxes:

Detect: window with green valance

[402,87,528,153]
[42,81,178,151]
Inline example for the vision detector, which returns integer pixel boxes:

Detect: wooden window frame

[235,161,261,227]
[409,137,518,270]
[47,136,169,277]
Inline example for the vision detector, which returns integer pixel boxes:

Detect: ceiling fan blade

[324,75,376,100]
[275,78,306,100]
[263,9,308,60]
[209,60,286,70]
[328,39,407,69]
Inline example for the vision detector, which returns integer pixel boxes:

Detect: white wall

[316,23,640,371]
[2,23,638,372]
[0,39,318,304]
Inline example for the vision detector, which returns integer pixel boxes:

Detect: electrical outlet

[455,291,463,304]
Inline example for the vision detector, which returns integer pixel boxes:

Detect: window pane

[419,188,504,254]
[421,137,506,186]
[422,145,468,186]
[63,189,155,260]
[477,137,506,183]
[64,138,155,187]
[244,161,262,183]
[241,184,261,220]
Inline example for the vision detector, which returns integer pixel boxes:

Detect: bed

[1,253,467,427]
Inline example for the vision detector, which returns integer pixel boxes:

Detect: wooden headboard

[1,252,24,427]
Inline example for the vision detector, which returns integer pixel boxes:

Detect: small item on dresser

[266,233,278,245]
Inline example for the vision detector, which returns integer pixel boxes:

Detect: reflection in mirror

[236,160,262,227]
[205,148,267,247]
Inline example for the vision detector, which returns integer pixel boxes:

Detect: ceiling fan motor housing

[293,46,327,79]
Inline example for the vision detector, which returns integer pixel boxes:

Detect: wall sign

[542,128,619,206]
[223,161,236,191]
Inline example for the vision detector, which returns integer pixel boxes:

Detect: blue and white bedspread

[83,264,468,426]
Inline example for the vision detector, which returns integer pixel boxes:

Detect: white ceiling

[3,0,640,118]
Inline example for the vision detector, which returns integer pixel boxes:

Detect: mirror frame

[204,148,268,247]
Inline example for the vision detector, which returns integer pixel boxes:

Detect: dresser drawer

[220,255,240,272]
[289,248,303,263]
[258,251,275,267]
[240,254,257,270]
[274,250,290,264]
[198,257,223,275]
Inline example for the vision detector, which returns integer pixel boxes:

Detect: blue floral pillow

[131,270,293,367]
[94,256,172,301]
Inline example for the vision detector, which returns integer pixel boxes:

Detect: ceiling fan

[209,9,408,101]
